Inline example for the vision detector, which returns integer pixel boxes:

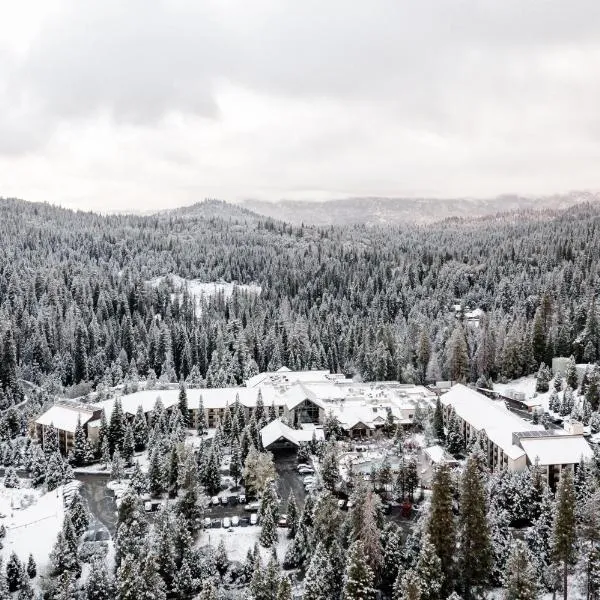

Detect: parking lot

[274,450,306,507]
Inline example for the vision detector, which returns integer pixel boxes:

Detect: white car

[231,516,239,527]
[298,466,314,475]
[204,517,211,528]
[250,513,258,526]
[223,517,231,528]
[244,501,260,512]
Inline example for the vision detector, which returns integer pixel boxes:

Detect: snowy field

[0,483,68,575]
[199,526,291,563]
[147,276,262,315]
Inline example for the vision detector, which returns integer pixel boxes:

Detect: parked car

[250,513,258,526]
[298,466,314,475]
[337,499,346,509]
[240,517,250,527]
[223,517,231,528]
[203,517,211,528]
[244,501,260,512]
[220,496,228,505]
[278,515,289,528]
[211,496,219,506]
[211,519,222,528]
[231,516,240,527]
[238,494,247,504]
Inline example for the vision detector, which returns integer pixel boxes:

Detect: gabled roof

[283,383,326,411]
[260,419,324,448]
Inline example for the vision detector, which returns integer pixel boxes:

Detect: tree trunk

[564,560,568,600]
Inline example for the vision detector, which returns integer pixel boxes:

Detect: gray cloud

[2,0,600,206]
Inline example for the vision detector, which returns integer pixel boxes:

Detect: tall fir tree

[427,463,456,597]
[343,541,375,600]
[553,469,577,600]
[458,453,492,599]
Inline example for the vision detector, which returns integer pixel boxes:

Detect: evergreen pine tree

[6,552,23,593]
[230,439,243,487]
[122,423,135,466]
[26,555,36,580]
[277,575,293,600]
[553,468,577,600]
[196,395,207,436]
[415,532,443,600]
[503,541,539,600]
[433,397,444,441]
[427,464,456,597]
[343,541,375,600]
[108,398,125,454]
[287,491,298,539]
[132,405,148,451]
[304,542,334,600]
[178,381,189,426]
[393,568,422,600]
[566,356,578,390]
[68,491,89,536]
[110,449,124,481]
[458,453,492,599]
[84,557,114,600]
[72,415,88,467]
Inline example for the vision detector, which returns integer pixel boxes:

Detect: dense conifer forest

[1,197,599,404]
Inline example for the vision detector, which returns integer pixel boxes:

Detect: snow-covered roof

[95,391,178,420]
[245,368,344,388]
[424,445,448,464]
[519,435,593,466]
[283,383,326,411]
[260,419,324,448]
[442,384,545,460]
[35,404,98,433]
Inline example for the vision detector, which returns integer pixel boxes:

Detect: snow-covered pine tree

[132,405,148,451]
[3,467,18,488]
[72,415,87,466]
[197,395,207,436]
[286,491,298,539]
[343,541,375,600]
[433,397,445,442]
[68,491,89,536]
[178,381,189,426]
[458,453,492,598]
[26,555,35,580]
[110,449,124,481]
[427,463,456,597]
[108,398,125,455]
[321,441,340,491]
[84,557,114,600]
[122,423,135,466]
[303,542,334,600]
[553,468,577,600]
[415,532,443,600]
[503,541,539,600]
[393,568,422,600]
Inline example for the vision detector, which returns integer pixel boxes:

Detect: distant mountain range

[241,191,600,226]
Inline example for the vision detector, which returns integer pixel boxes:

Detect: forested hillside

[1,197,599,404]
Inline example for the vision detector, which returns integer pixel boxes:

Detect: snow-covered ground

[147,276,262,315]
[0,483,67,574]
[199,526,291,563]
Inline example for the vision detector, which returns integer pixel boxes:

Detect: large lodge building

[34,368,594,486]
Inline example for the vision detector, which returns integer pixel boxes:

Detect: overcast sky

[1,0,600,212]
